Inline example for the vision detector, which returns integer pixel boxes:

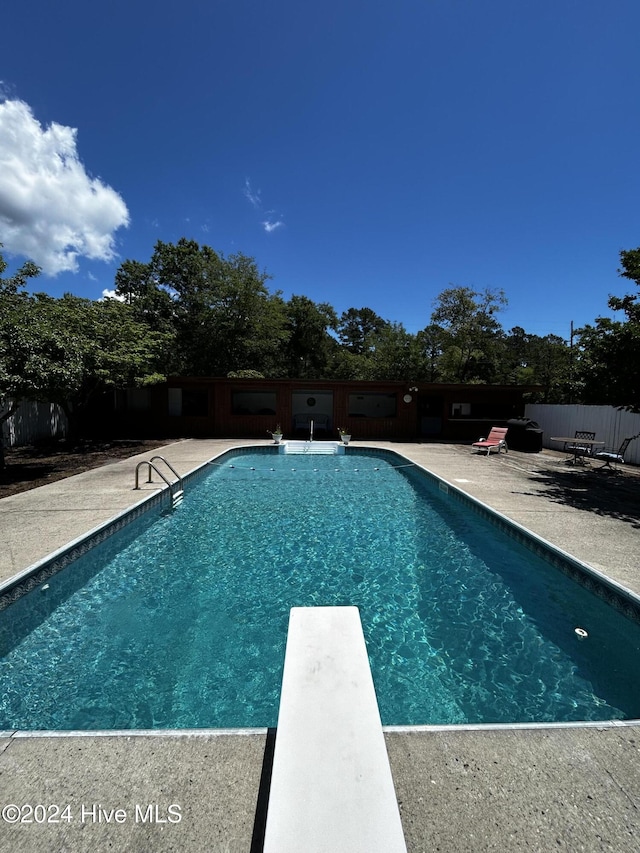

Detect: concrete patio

[1,439,639,852]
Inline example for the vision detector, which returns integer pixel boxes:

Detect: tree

[575,317,639,407]
[114,259,175,336]
[0,246,40,296]
[612,247,640,322]
[337,307,388,355]
[428,286,507,382]
[51,296,171,414]
[416,324,447,382]
[330,348,370,380]
[575,247,640,409]
[1,283,172,448]
[362,323,425,381]
[118,238,289,376]
[283,295,338,378]
[0,248,42,467]
[499,327,571,401]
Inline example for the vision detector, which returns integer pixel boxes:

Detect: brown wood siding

[86,378,540,442]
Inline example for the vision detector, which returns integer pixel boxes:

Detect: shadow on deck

[523,459,640,530]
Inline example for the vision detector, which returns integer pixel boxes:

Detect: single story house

[86,378,541,443]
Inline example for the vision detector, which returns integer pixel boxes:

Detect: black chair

[594,435,639,470]
[565,430,596,462]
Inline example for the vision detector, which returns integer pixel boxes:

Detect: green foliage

[361,322,425,381]
[110,243,572,390]
[575,246,640,409]
[227,369,266,379]
[283,295,338,378]
[416,325,446,382]
[1,246,172,441]
[330,348,371,380]
[0,248,43,426]
[0,243,41,297]
[610,248,640,324]
[120,238,289,376]
[576,319,640,408]
[429,286,507,382]
[19,238,640,420]
[499,328,571,402]
[337,307,388,355]
[114,258,175,335]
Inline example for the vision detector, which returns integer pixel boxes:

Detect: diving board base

[263,606,407,853]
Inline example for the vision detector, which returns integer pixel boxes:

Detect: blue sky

[1,0,639,340]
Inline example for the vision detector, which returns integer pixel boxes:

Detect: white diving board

[263,606,407,853]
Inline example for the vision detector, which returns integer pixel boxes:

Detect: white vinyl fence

[525,404,640,466]
[1,400,68,448]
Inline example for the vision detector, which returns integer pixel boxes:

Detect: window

[232,391,277,416]
[347,393,397,418]
[168,388,209,417]
[451,403,471,417]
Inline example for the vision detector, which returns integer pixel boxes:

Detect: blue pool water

[2,449,640,730]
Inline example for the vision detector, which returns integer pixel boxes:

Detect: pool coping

[3,716,640,741]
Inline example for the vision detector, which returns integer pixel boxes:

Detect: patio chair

[472,427,508,456]
[594,434,639,469]
[564,430,596,461]
[293,413,311,433]
[310,414,329,433]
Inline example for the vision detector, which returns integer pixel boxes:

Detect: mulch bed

[0,439,173,498]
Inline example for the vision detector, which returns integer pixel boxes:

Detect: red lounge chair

[472,427,508,456]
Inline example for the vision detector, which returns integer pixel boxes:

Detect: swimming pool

[2,447,640,730]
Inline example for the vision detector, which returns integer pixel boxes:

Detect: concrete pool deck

[1,438,639,852]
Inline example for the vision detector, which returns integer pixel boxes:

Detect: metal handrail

[134,460,183,504]
[135,460,172,491]
[149,455,184,493]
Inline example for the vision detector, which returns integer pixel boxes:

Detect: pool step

[282,441,344,455]
[263,606,407,853]
[172,489,184,508]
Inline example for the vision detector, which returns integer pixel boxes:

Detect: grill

[506,418,543,452]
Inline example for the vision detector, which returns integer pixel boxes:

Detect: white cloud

[243,177,261,209]
[101,288,126,301]
[262,219,284,233]
[244,178,284,234]
[0,98,129,275]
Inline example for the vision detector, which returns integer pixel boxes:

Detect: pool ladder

[134,456,184,508]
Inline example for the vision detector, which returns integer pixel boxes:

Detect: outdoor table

[550,437,605,466]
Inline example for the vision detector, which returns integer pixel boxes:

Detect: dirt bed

[0,439,173,498]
